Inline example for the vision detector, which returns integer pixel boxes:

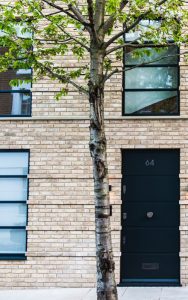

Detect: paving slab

[123,287,162,299]
[160,287,188,298]
[0,288,90,300]
[0,287,187,300]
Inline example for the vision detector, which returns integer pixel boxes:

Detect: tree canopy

[0,0,187,98]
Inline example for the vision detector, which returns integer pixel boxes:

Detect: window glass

[0,92,31,116]
[0,69,31,116]
[0,178,27,201]
[0,23,32,116]
[0,229,26,253]
[124,41,179,115]
[0,69,31,91]
[0,24,32,39]
[125,91,178,114]
[0,151,29,257]
[14,25,32,38]
[125,46,178,65]
[0,204,26,226]
[125,67,178,89]
[125,20,161,41]
[0,152,29,175]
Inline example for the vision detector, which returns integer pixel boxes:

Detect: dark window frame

[122,42,180,116]
[0,65,32,118]
[0,149,30,260]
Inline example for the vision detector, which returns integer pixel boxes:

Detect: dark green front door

[121,149,180,286]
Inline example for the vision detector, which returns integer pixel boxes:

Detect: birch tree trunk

[89,43,118,300]
[88,2,118,298]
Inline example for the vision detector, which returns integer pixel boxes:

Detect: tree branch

[44,11,63,17]
[103,0,128,34]
[34,37,72,44]
[120,0,129,10]
[68,3,91,29]
[94,0,105,31]
[103,0,169,49]
[37,62,89,95]
[41,0,82,24]
[103,68,119,83]
[87,0,94,26]
[34,6,90,52]
[86,0,99,42]
[56,23,90,52]
[42,0,91,32]
[126,0,169,33]
[105,42,176,56]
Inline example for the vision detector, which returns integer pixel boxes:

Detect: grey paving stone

[0,287,187,300]
[123,287,162,299]
[160,287,188,299]
[0,288,90,300]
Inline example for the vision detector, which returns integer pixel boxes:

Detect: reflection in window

[125,67,178,89]
[125,91,178,114]
[0,23,32,116]
[0,24,32,39]
[0,69,31,116]
[124,45,179,115]
[0,178,27,201]
[0,229,26,253]
[0,204,27,226]
[126,46,178,65]
[0,152,29,175]
[125,20,161,42]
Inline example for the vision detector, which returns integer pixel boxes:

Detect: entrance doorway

[121,149,180,286]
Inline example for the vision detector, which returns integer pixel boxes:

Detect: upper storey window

[0,67,32,116]
[123,21,179,115]
[0,26,32,117]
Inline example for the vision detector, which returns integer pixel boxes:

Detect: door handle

[123,212,127,220]
[123,185,126,195]
[146,212,154,219]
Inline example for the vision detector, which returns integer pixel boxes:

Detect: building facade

[0,11,187,289]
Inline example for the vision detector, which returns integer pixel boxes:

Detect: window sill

[120,115,181,120]
[0,115,187,121]
[0,254,26,260]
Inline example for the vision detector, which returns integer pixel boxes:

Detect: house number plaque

[145,159,155,167]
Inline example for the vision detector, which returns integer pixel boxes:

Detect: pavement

[0,287,187,300]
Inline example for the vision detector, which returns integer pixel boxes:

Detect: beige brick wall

[0,119,186,287]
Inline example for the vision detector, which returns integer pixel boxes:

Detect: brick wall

[0,119,186,287]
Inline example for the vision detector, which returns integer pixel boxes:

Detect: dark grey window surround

[0,67,32,117]
[123,44,179,116]
[123,19,179,116]
[0,150,29,260]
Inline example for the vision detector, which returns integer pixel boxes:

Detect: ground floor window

[0,151,29,259]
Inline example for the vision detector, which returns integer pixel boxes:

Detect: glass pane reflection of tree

[124,45,179,115]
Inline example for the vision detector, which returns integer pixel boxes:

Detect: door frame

[119,149,180,287]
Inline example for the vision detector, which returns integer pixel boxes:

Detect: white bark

[89,46,118,300]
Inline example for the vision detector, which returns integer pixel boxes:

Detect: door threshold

[118,280,180,287]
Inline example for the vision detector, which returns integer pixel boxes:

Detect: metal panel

[123,176,179,203]
[123,202,179,227]
[122,149,179,175]
[121,254,179,281]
